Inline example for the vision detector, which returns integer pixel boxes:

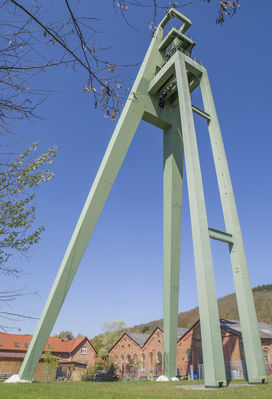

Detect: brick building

[178,319,272,379]
[109,326,188,379]
[0,333,97,381]
[109,319,272,379]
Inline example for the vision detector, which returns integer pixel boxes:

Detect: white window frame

[81,347,87,355]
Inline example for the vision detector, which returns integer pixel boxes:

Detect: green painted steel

[18,23,167,382]
[175,53,226,387]
[163,112,183,378]
[17,8,265,387]
[200,69,266,383]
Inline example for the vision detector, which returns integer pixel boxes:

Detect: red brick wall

[70,339,96,364]
[142,329,163,378]
[0,339,96,381]
[110,334,142,376]
[110,322,272,379]
[221,330,243,361]
[110,329,164,378]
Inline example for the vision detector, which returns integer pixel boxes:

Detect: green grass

[0,379,271,399]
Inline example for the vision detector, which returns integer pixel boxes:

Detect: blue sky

[3,0,272,339]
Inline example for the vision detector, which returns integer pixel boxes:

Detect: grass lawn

[0,378,272,399]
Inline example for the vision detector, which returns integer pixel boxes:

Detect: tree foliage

[92,320,126,358]
[55,330,74,339]
[253,284,272,293]
[142,325,151,334]
[54,330,85,338]
[43,350,59,382]
[0,0,240,130]
[0,143,57,275]
[82,357,118,382]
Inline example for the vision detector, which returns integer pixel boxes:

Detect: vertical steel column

[200,69,266,383]
[163,122,183,378]
[175,53,226,387]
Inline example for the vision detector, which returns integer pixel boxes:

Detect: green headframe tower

[15,9,266,387]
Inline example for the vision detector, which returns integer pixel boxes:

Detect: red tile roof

[0,333,96,354]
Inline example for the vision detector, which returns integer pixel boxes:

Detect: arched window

[126,354,131,364]
[263,349,270,367]
[156,352,162,364]
[141,354,146,372]
[198,349,203,364]
[121,355,125,374]
[133,354,138,370]
[185,349,191,362]
[115,356,118,365]
[149,353,153,372]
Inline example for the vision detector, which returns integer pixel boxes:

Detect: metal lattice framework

[16,9,266,387]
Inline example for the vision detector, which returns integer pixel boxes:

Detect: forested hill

[130,284,272,333]
[91,285,272,349]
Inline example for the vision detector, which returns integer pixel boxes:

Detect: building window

[126,354,131,364]
[25,343,29,348]
[198,349,203,364]
[133,354,138,369]
[264,349,270,367]
[121,355,124,374]
[0,341,2,346]
[149,353,153,372]
[81,347,87,355]
[141,354,145,372]
[156,352,162,364]
[185,349,191,362]
[15,342,20,348]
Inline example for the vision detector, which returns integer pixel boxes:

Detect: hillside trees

[55,330,74,338]
[92,320,126,357]
[54,330,85,338]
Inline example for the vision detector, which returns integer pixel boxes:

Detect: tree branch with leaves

[0,143,57,275]
[1,0,240,129]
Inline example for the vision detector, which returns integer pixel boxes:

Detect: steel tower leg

[200,69,266,383]
[163,122,183,378]
[19,98,144,382]
[175,53,226,387]
[18,26,166,381]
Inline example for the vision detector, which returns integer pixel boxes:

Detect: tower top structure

[158,9,196,62]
